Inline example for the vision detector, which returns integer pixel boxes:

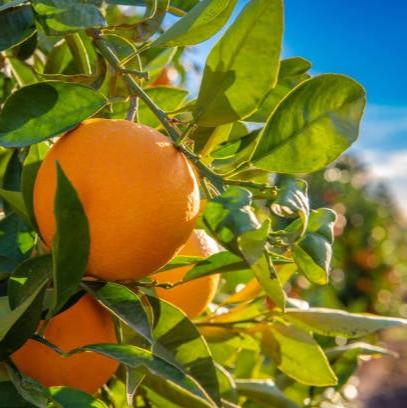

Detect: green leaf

[0,5,36,52]
[21,142,49,232]
[238,221,285,310]
[125,368,145,406]
[0,380,36,408]
[292,208,336,284]
[183,251,249,281]
[6,57,38,87]
[194,0,283,126]
[285,308,407,338]
[170,0,200,13]
[8,255,52,310]
[139,87,188,128]
[5,361,60,408]
[252,74,366,173]
[49,386,108,408]
[0,81,106,147]
[32,0,106,34]
[0,147,14,187]
[147,296,221,405]
[325,342,397,360]
[151,0,237,48]
[48,163,90,317]
[72,343,213,407]
[0,189,30,226]
[236,379,299,408]
[215,363,238,405]
[247,57,311,123]
[261,322,337,386]
[0,214,34,273]
[86,282,153,344]
[0,281,46,360]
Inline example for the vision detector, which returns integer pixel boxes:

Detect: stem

[90,31,180,143]
[126,96,138,122]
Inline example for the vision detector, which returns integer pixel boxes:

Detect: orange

[151,67,173,86]
[12,295,119,394]
[153,230,220,318]
[34,118,200,281]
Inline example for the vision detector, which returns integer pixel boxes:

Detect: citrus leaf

[292,209,336,285]
[5,361,61,408]
[72,343,212,407]
[8,255,52,310]
[151,0,237,48]
[48,163,90,317]
[32,0,106,34]
[194,0,283,126]
[49,386,108,408]
[6,57,38,87]
[215,363,238,405]
[236,379,299,408]
[247,57,311,123]
[21,142,50,232]
[252,74,366,173]
[139,87,188,128]
[125,368,145,406]
[147,295,221,405]
[285,308,407,338]
[238,222,285,310]
[0,380,36,408]
[0,189,30,227]
[261,322,337,386]
[85,282,153,344]
[0,5,36,52]
[0,81,106,148]
[0,281,46,360]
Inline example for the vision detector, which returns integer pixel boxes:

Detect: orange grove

[33,118,200,281]
[12,294,119,394]
[153,230,220,318]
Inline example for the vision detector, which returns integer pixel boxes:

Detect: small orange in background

[153,230,220,318]
[12,295,119,394]
[33,119,200,282]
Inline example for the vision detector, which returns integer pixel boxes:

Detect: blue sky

[187,1,407,212]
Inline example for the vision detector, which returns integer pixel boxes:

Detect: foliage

[0,1,403,407]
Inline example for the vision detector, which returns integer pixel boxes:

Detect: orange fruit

[151,67,173,86]
[34,118,200,281]
[153,230,220,318]
[12,295,119,394]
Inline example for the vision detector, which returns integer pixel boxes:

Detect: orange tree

[0,1,406,407]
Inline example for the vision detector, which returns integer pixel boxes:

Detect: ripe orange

[12,295,119,394]
[151,67,173,86]
[34,119,200,281]
[153,230,220,318]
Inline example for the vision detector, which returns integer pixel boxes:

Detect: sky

[186,0,407,213]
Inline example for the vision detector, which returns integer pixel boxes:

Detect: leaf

[139,87,188,128]
[285,308,407,338]
[147,295,221,405]
[49,386,108,408]
[0,214,34,273]
[261,322,337,386]
[252,74,366,173]
[0,380,36,408]
[0,5,36,52]
[200,187,259,251]
[238,221,285,310]
[48,163,90,317]
[0,81,106,148]
[271,177,309,219]
[0,281,46,360]
[85,282,153,344]
[0,189,30,226]
[72,343,212,407]
[151,0,237,48]
[32,0,106,34]
[8,255,52,310]
[21,142,50,232]
[5,361,60,408]
[6,57,38,87]
[194,0,283,126]
[236,379,299,408]
[325,342,397,360]
[247,57,311,123]
[125,368,145,406]
[215,363,238,405]
[292,209,337,284]
[183,251,249,282]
